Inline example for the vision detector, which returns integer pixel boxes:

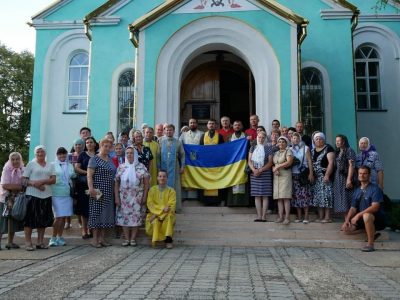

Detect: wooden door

[181,63,220,131]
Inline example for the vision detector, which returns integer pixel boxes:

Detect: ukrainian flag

[181,138,248,189]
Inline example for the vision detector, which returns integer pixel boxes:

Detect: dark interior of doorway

[219,65,255,130]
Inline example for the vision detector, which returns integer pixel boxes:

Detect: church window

[300,67,324,134]
[355,45,381,110]
[118,70,135,134]
[67,52,89,111]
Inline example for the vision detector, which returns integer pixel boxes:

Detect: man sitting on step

[341,166,386,252]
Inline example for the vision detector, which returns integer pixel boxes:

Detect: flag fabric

[181,138,248,189]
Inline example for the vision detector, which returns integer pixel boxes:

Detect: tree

[0,43,34,167]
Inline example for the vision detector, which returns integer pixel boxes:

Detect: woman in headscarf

[248,131,273,222]
[333,134,356,215]
[49,147,76,246]
[0,152,25,250]
[355,137,384,190]
[23,145,56,251]
[290,132,314,223]
[114,146,149,246]
[87,138,117,248]
[312,132,335,223]
[272,136,294,224]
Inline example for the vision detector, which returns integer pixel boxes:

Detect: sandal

[100,241,112,247]
[36,244,49,250]
[5,243,20,250]
[82,234,90,240]
[361,245,375,252]
[90,243,102,248]
[26,245,35,251]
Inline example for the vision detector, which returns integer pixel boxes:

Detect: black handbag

[11,192,31,221]
[297,147,310,186]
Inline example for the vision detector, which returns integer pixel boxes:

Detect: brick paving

[0,245,399,299]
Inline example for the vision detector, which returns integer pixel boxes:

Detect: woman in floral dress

[114,146,149,246]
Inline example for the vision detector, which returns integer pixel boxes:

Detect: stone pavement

[0,244,400,299]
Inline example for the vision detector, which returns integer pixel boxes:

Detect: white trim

[359,15,400,22]
[144,17,284,129]
[290,26,299,126]
[109,62,135,134]
[136,31,146,128]
[30,20,85,29]
[301,61,332,142]
[83,17,121,26]
[320,10,354,19]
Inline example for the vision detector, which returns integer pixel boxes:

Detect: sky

[0,0,55,54]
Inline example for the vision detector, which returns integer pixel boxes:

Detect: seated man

[146,170,176,249]
[341,166,386,252]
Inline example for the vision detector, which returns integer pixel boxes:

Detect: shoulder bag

[11,192,31,221]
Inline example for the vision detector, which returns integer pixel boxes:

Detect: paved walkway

[0,244,399,299]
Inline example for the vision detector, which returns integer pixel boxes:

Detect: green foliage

[0,43,34,168]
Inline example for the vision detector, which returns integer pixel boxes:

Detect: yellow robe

[145,185,176,243]
[143,140,159,187]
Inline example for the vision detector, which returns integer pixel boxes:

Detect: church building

[29,0,400,200]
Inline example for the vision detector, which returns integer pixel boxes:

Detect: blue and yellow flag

[181,138,248,189]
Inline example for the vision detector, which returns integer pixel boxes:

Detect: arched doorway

[180,52,255,130]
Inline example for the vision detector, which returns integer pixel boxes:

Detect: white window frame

[66,51,89,112]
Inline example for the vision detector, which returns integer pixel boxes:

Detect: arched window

[355,45,381,110]
[118,70,135,134]
[300,67,324,134]
[67,52,89,111]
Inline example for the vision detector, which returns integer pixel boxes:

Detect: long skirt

[24,196,54,229]
[291,175,312,208]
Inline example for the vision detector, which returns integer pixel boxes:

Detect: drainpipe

[297,22,308,125]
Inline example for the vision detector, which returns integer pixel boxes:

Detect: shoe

[302,220,309,224]
[254,219,262,222]
[36,244,49,249]
[82,234,90,240]
[261,219,267,222]
[294,219,302,223]
[49,237,58,247]
[26,245,35,251]
[121,240,130,247]
[361,245,375,252]
[130,240,137,247]
[275,218,283,223]
[90,243,102,248]
[64,223,71,229]
[283,219,290,225]
[5,243,20,250]
[100,241,112,247]
[78,224,82,228]
[321,219,332,223]
[57,237,66,246]
[165,243,173,249]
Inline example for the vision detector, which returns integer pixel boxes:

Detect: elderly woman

[266,129,280,153]
[112,143,125,168]
[87,138,117,248]
[143,127,160,187]
[333,134,356,214]
[290,133,314,223]
[248,131,273,222]
[114,146,149,246]
[312,132,335,223]
[272,136,294,224]
[356,137,384,190]
[130,130,153,172]
[75,136,97,239]
[23,146,56,251]
[0,152,25,250]
[49,147,76,247]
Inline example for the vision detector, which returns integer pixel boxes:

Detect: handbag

[297,147,310,186]
[11,192,31,221]
[69,179,77,198]
[244,164,252,175]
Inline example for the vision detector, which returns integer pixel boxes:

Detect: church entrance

[180,51,255,130]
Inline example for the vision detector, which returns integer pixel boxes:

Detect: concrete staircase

[31,205,399,250]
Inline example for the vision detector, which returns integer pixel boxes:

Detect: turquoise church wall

[279,0,357,145]
[44,0,105,21]
[87,0,163,136]
[141,9,294,126]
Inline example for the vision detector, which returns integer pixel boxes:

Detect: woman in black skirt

[23,145,56,251]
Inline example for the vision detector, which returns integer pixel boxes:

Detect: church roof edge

[84,0,120,23]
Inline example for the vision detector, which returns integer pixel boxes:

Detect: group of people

[0,115,386,252]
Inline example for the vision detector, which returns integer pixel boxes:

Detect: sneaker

[303,220,309,224]
[165,243,173,249]
[56,237,66,246]
[294,219,302,223]
[64,223,71,229]
[49,237,58,247]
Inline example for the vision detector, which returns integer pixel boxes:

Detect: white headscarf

[252,144,265,169]
[121,147,139,188]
